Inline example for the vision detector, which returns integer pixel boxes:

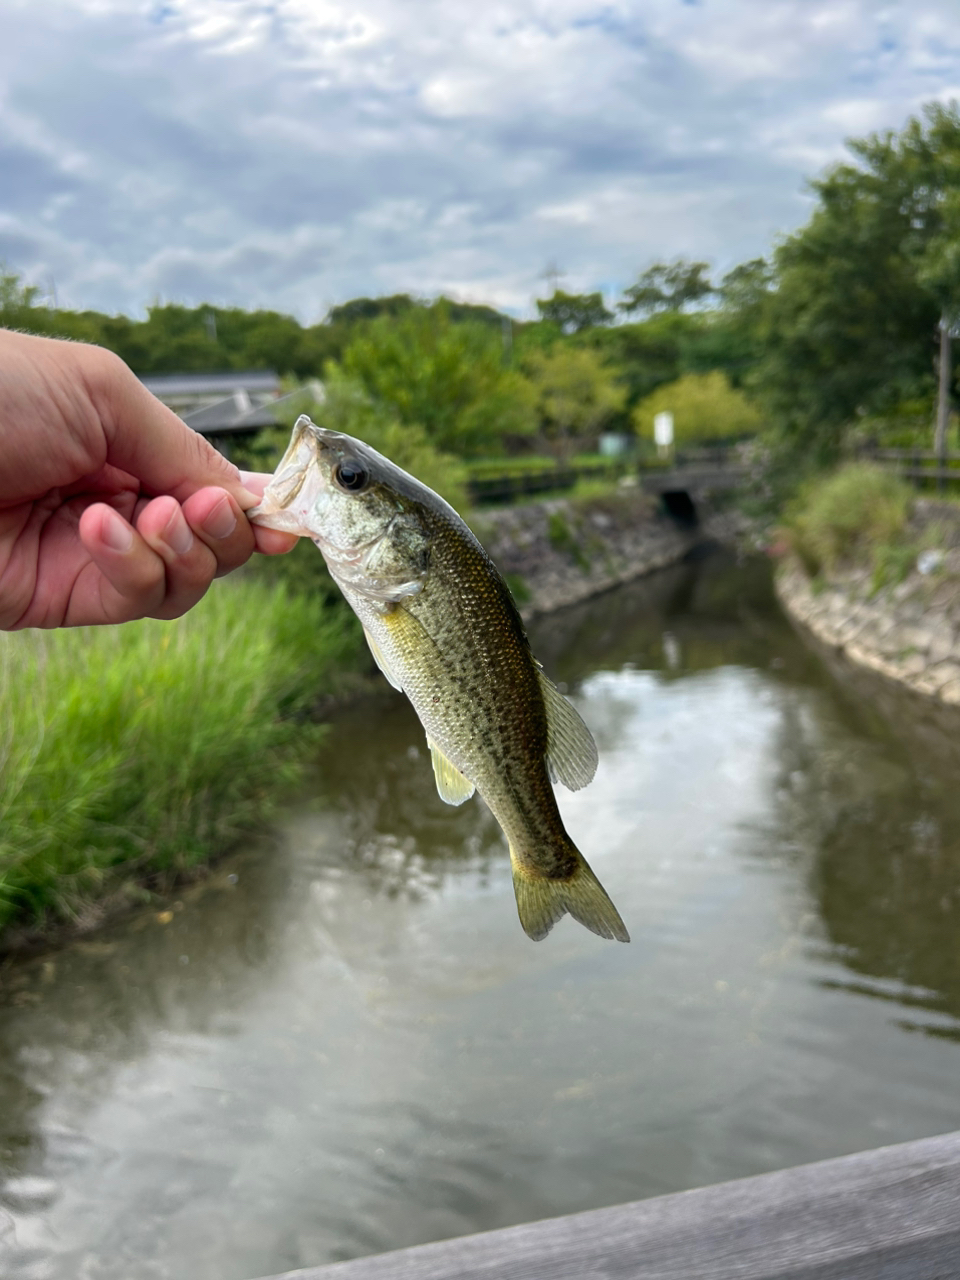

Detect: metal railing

[466,445,743,505]
[466,459,629,505]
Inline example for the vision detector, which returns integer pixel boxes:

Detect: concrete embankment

[474,488,732,618]
[776,499,960,706]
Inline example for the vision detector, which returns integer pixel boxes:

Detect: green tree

[632,371,762,445]
[915,187,960,457]
[524,346,625,458]
[620,259,714,316]
[326,294,417,326]
[580,305,761,415]
[580,314,686,406]
[339,301,536,455]
[535,289,613,333]
[0,268,56,334]
[690,258,776,390]
[758,101,960,462]
[316,369,467,509]
[719,259,774,313]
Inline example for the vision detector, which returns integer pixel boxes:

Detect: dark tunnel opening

[661,489,699,527]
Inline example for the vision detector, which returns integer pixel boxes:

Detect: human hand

[0,329,298,629]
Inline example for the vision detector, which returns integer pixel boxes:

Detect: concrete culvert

[661,490,698,526]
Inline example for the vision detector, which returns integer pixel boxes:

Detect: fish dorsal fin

[362,627,403,691]
[537,670,598,792]
[428,739,476,806]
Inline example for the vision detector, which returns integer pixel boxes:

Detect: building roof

[140,371,280,397]
[180,395,279,435]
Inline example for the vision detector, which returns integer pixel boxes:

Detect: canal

[3,549,960,1280]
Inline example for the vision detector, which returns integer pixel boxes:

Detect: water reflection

[2,549,960,1280]
[784,650,960,1034]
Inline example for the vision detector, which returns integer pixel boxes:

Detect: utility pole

[540,261,564,296]
[935,314,952,491]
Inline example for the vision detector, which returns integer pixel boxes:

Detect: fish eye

[334,459,368,492]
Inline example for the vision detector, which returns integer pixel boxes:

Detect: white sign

[653,411,674,448]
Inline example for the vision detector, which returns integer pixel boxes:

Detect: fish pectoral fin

[427,740,476,806]
[537,670,599,791]
[362,627,403,691]
[510,846,629,943]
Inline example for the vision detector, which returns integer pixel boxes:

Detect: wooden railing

[257,1129,960,1280]
[861,447,960,488]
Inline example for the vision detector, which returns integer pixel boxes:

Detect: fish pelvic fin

[362,626,403,691]
[509,846,629,943]
[428,739,476,806]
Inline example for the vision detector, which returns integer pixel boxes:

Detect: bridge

[467,447,747,510]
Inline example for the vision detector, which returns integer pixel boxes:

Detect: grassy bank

[0,580,359,945]
[780,462,960,591]
[782,463,911,579]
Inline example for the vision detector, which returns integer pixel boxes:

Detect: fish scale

[251,415,629,943]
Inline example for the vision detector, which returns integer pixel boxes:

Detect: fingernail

[162,509,194,556]
[202,496,237,540]
[236,487,261,510]
[102,510,133,554]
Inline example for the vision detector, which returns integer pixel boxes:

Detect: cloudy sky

[1,0,960,320]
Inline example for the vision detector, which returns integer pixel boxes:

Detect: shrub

[547,511,590,570]
[632,370,762,445]
[782,463,912,577]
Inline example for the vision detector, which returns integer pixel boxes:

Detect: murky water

[4,550,960,1280]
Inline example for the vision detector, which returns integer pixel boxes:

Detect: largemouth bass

[251,416,628,943]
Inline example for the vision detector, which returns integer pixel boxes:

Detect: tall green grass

[782,463,912,578]
[0,580,357,940]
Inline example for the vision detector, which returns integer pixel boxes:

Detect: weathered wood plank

[260,1130,960,1280]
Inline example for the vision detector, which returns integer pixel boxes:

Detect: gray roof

[180,396,279,435]
[179,387,308,436]
[140,371,280,397]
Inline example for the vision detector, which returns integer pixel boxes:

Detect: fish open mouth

[248,419,327,535]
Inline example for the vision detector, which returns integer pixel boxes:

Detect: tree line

[3,98,960,469]
[0,266,759,458]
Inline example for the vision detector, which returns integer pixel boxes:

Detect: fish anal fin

[362,627,403,691]
[510,846,629,943]
[537,670,599,791]
[428,740,476,806]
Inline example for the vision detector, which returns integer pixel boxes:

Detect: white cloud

[821,98,890,133]
[0,0,959,318]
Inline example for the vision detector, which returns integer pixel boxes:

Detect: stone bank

[474,488,705,619]
[776,499,960,706]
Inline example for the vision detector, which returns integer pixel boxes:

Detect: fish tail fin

[509,845,629,943]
